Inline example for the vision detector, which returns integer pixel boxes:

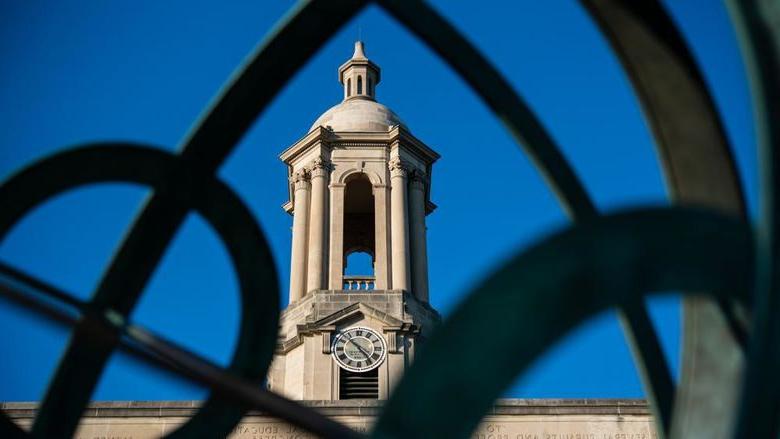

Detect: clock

[331,326,387,372]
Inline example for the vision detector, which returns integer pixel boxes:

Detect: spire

[338,41,381,101]
[351,40,368,60]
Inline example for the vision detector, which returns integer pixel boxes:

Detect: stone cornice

[331,142,387,149]
[327,130,397,143]
[278,126,332,164]
[279,127,439,168]
[1,399,652,419]
[388,125,440,164]
[278,125,440,215]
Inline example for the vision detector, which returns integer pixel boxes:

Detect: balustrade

[343,276,376,291]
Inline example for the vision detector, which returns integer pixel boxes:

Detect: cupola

[338,41,380,101]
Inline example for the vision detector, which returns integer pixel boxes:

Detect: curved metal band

[376,0,674,431]
[373,207,753,439]
[0,145,279,438]
[0,261,360,439]
[20,1,367,436]
[580,1,750,435]
[726,1,780,437]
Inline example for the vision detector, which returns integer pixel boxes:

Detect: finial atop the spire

[338,41,381,102]
[352,41,368,60]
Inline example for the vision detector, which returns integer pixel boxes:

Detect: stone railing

[343,276,376,291]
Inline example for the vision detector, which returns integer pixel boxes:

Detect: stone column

[306,158,329,293]
[289,169,310,303]
[373,184,390,289]
[328,183,346,290]
[388,158,411,291]
[409,170,429,302]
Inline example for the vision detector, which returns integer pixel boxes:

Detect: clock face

[331,326,387,372]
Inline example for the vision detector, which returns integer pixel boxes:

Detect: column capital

[307,157,332,178]
[291,169,311,190]
[388,157,410,178]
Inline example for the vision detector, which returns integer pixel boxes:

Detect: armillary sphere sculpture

[0,1,777,438]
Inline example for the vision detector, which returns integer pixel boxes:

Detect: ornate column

[373,183,390,289]
[328,182,346,290]
[409,170,429,302]
[306,158,329,293]
[388,158,411,291]
[289,169,310,303]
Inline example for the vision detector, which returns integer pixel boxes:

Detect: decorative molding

[273,290,441,355]
[336,167,383,185]
[320,325,336,354]
[388,125,441,163]
[383,323,420,354]
[278,127,332,164]
[333,142,387,149]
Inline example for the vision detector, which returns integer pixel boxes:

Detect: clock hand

[351,341,372,359]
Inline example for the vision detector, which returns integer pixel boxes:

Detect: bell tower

[268,42,440,401]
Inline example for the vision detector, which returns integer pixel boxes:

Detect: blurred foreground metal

[0,1,777,438]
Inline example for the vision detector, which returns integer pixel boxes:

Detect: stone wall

[4,399,657,439]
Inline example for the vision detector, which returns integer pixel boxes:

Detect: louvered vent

[339,367,378,399]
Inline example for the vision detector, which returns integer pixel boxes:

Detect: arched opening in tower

[343,174,375,290]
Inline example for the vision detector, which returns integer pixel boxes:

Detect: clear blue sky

[0,1,755,402]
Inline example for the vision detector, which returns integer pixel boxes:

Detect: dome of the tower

[309,98,407,133]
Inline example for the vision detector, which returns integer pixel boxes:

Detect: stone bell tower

[268,42,440,401]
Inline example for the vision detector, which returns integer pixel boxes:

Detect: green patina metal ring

[0,144,279,438]
[372,207,753,438]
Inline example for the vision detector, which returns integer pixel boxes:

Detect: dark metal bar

[377,0,595,218]
[579,2,751,435]
[616,301,674,436]
[375,0,675,432]
[0,145,280,438]
[27,1,369,436]
[123,326,364,439]
[726,1,780,437]
[0,263,362,439]
[373,207,753,439]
